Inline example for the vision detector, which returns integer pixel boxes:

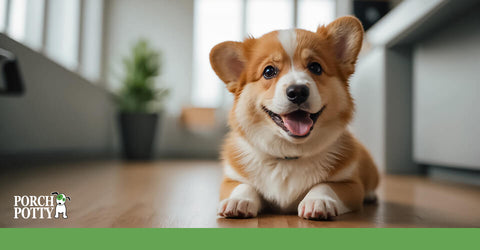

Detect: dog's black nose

[286,85,309,104]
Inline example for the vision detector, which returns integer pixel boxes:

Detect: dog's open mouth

[262,105,326,138]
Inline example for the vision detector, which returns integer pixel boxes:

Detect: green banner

[0,228,478,249]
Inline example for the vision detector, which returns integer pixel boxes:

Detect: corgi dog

[210,16,379,220]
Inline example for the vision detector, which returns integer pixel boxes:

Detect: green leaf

[115,39,169,113]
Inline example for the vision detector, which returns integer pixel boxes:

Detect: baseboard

[0,150,218,168]
[427,165,480,187]
[0,151,115,168]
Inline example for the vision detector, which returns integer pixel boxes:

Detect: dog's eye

[263,66,277,79]
[308,62,322,75]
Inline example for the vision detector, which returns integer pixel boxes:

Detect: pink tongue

[281,111,313,136]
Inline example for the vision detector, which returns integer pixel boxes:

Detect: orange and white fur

[210,16,379,220]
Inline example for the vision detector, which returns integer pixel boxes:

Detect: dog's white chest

[246,159,331,211]
[56,205,66,213]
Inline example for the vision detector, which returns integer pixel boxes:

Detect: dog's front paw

[218,198,259,218]
[298,198,343,220]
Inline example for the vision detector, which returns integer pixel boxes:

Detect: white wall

[413,5,480,170]
[350,48,386,172]
[0,34,114,156]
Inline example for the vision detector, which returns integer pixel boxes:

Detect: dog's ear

[210,41,246,93]
[66,197,71,201]
[51,192,58,195]
[319,16,363,76]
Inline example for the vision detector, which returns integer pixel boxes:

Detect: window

[0,0,8,32]
[45,0,81,70]
[5,0,45,49]
[24,0,45,50]
[7,0,27,42]
[80,0,104,82]
[0,0,104,84]
[246,0,294,37]
[298,0,335,31]
[192,0,243,108]
[192,0,336,108]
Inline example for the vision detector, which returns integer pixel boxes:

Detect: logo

[13,191,71,219]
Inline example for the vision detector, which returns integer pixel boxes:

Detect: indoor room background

[1,0,478,178]
[0,0,479,228]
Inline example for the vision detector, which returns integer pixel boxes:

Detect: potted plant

[115,39,168,160]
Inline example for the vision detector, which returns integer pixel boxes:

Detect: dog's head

[52,192,70,205]
[210,16,363,157]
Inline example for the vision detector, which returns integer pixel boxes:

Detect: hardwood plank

[0,160,479,228]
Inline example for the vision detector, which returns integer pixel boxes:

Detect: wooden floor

[1,160,479,228]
